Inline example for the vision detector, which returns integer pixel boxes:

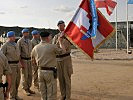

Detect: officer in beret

[31,30,40,89]
[31,31,66,100]
[17,28,35,96]
[52,20,73,100]
[1,31,22,100]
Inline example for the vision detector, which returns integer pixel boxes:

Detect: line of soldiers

[0,20,73,100]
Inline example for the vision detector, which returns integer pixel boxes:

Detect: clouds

[0,0,132,28]
[53,5,74,13]
[0,12,6,15]
[20,6,28,9]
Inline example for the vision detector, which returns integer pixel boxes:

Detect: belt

[0,83,3,88]
[21,57,31,60]
[40,67,57,79]
[8,61,19,64]
[56,53,70,58]
[0,83,8,88]
[40,67,56,71]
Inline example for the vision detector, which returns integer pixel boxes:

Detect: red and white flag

[95,0,117,15]
[64,0,115,59]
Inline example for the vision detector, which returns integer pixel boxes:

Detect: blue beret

[57,20,65,26]
[31,30,39,35]
[7,31,15,37]
[22,28,29,33]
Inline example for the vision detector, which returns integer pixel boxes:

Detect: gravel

[71,49,133,60]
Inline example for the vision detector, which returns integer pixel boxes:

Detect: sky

[0,0,133,29]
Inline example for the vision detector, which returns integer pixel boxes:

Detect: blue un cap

[31,30,39,35]
[22,28,29,33]
[7,31,15,37]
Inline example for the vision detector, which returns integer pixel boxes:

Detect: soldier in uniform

[31,30,40,48]
[52,20,73,100]
[31,31,66,100]
[31,30,40,89]
[17,28,35,96]
[0,51,12,100]
[1,31,22,100]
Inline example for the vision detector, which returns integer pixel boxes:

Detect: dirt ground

[18,58,133,100]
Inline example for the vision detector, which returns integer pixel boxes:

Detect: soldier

[31,30,40,89]
[31,30,40,48]
[1,31,22,100]
[52,20,73,100]
[31,31,66,100]
[17,28,35,96]
[0,51,12,100]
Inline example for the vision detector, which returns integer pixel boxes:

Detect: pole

[115,0,118,51]
[127,0,129,53]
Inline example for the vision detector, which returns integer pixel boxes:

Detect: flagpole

[115,0,118,51]
[127,0,129,53]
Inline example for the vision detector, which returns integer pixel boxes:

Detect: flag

[81,0,98,39]
[95,0,117,15]
[64,0,115,59]
[128,0,133,4]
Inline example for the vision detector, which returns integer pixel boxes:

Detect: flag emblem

[64,0,115,59]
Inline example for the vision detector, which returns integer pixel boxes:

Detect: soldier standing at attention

[17,28,35,96]
[52,20,73,100]
[31,31,66,100]
[0,51,12,100]
[1,31,22,100]
[31,30,40,48]
[31,30,40,89]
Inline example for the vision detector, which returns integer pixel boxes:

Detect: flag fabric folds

[64,0,115,59]
[128,0,133,4]
[95,0,117,15]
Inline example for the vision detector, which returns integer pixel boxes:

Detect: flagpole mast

[127,0,129,53]
[115,0,118,51]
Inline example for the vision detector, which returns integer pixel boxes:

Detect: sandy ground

[17,58,133,100]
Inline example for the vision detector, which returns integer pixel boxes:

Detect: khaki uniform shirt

[1,41,20,62]
[17,37,32,58]
[0,51,12,83]
[31,38,40,48]
[31,41,64,68]
[52,33,71,60]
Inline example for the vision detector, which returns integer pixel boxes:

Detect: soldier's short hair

[40,31,51,37]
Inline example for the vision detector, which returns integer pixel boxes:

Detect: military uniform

[31,38,40,88]
[0,51,12,100]
[17,37,32,91]
[31,40,64,100]
[1,41,20,99]
[31,38,40,48]
[52,33,73,100]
